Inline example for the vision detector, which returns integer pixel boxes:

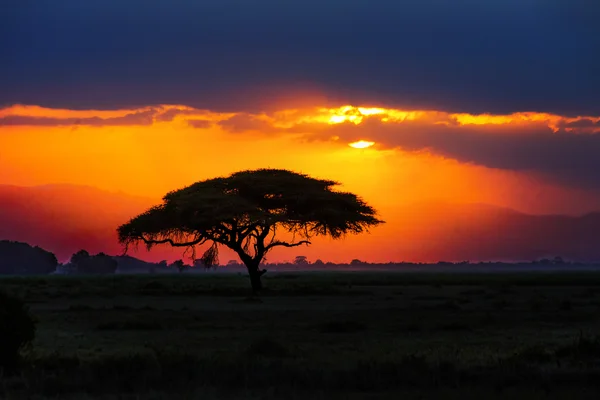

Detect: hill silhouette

[1,184,600,263]
[391,202,600,262]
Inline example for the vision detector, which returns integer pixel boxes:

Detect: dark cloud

[155,109,193,122]
[323,118,600,189]
[0,110,156,126]
[154,108,214,122]
[187,119,212,129]
[1,0,598,115]
[557,118,600,131]
[217,114,274,133]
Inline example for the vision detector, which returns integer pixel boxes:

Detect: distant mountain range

[389,202,600,262]
[1,184,600,263]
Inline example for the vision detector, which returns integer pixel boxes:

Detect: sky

[1,1,600,263]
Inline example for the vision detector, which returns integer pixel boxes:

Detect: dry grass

[2,271,600,398]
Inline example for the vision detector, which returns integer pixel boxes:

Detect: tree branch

[139,235,207,248]
[238,222,261,240]
[252,224,272,262]
[265,240,311,251]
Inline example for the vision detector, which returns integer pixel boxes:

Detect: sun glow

[323,106,385,125]
[4,102,600,264]
[349,140,375,149]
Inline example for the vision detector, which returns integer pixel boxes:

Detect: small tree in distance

[171,259,186,273]
[70,250,118,274]
[294,255,309,266]
[117,169,383,292]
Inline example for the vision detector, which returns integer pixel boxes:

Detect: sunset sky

[2,1,600,263]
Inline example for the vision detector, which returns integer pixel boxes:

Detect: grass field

[2,271,600,399]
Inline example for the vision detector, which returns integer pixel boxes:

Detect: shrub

[0,291,36,375]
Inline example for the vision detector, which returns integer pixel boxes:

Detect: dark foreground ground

[2,271,600,399]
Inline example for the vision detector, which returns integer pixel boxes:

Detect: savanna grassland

[2,271,600,399]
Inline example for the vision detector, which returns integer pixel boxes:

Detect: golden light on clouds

[4,102,589,136]
[349,140,375,149]
[3,102,600,263]
[1,102,600,214]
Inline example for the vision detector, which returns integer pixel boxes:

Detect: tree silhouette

[0,240,58,275]
[294,255,309,266]
[171,259,186,273]
[69,250,117,274]
[117,169,383,292]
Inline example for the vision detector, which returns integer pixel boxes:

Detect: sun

[349,140,375,149]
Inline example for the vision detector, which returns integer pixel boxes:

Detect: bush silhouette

[0,291,36,374]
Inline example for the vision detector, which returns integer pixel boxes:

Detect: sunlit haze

[349,140,375,149]
[2,102,600,263]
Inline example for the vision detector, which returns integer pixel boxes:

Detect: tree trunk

[249,269,263,292]
[246,263,267,293]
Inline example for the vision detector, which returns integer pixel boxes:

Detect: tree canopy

[0,240,58,275]
[69,250,118,275]
[118,169,383,290]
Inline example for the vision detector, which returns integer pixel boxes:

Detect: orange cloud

[4,103,600,263]
[4,103,598,133]
[0,105,148,119]
[2,103,600,214]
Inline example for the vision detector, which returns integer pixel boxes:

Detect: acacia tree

[117,169,383,292]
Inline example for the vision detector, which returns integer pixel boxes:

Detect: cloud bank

[3,103,600,190]
[1,0,599,114]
